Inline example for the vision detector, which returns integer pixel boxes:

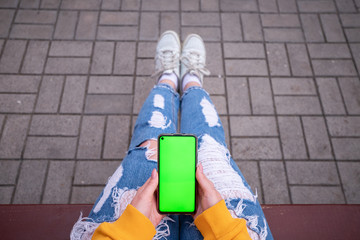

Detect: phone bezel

[157,133,198,215]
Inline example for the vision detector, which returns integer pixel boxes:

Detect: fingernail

[151,169,157,179]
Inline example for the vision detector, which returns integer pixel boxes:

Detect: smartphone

[157,134,197,214]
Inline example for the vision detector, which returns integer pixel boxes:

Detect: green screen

[158,135,196,213]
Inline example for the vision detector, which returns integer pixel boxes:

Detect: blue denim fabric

[80,83,273,240]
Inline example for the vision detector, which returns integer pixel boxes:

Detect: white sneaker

[153,31,181,81]
[180,34,210,87]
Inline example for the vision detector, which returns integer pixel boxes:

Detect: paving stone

[114,42,136,74]
[0,40,3,53]
[15,10,57,24]
[230,116,277,136]
[249,77,274,114]
[0,10,15,37]
[142,0,179,11]
[225,60,268,76]
[0,40,27,73]
[43,161,74,204]
[0,94,36,113]
[220,116,230,148]
[291,186,345,204]
[226,77,251,114]
[266,43,290,76]
[85,95,133,114]
[20,0,40,8]
[261,14,300,27]
[298,0,336,12]
[0,160,20,184]
[302,117,333,159]
[10,24,53,39]
[327,117,360,136]
[236,160,263,204]
[287,44,312,76]
[21,40,49,74]
[0,187,13,204]
[260,161,290,204]
[0,75,41,93]
[312,60,357,76]
[13,160,47,204]
[320,14,346,42]
[300,14,325,42]
[338,77,360,114]
[122,0,140,10]
[76,11,98,40]
[88,76,133,94]
[340,14,360,27]
[35,76,64,113]
[160,12,180,34]
[104,116,131,159]
[258,0,277,12]
[332,138,360,160]
[345,29,360,42]
[316,78,346,115]
[181,27,221,41]
[287,161,339,185]
[91,42,114,74]
[24,137,77,159]
[70,186,103,204]
[335,0,357,12]
[241,13,263,41]
[206,43,223,76]
[0,0,18,7]
[133,77,155,114]
[203,77,225,95]
[29,115,81,136]
[41,0,61,8]
[136,59,154,75]
[275,96,322,115]
[232,138,282,160]
[45,58,90,74]
[98,26,138,40]
[138,42,156,58]
[265,28,304,42]
[350,44,360,72]
[278,116,307,159]
[201,0,218,11]
[77,116,105,159]
[61,0,101,9]
[210,95,227,115]
[308,44,351,58]
[101,0,121,10]
[224,43,265,58]
[277,0,297,12]
[221,13,242,41]
[99,11,138,25]
[54,11,78,39]
[338,162,360,203]
[74,161,121,185]
[272,78,316,95]
[181,0,199,10]
[60,76,87,113]
[220,0,257,11]
[139,12,160,38]
[182,13,220,26]
[49,41,93,57]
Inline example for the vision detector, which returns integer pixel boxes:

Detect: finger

[142,169,158,196]
[196,164,213,190]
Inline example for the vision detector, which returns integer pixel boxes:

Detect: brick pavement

[0,0,359,205]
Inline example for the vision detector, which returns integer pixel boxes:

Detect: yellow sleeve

[91,204,156,240]
[194,200,252,240]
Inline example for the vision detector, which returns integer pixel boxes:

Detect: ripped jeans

[71,84,273,240]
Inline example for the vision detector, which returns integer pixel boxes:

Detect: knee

[140,139,158,161]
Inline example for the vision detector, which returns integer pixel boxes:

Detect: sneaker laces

[152,49,179,78]
[180,50,211,80]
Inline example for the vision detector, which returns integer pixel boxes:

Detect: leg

[179,35,273,240]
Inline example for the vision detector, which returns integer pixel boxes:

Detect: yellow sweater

[92,200,251,240]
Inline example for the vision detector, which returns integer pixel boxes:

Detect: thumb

[143,169,158,195]
[196,164,212,190]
